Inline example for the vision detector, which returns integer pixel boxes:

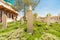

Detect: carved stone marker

[20,17,24,25]
[2,11,7,29]
[27,5,33,33]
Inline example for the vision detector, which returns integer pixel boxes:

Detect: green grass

[33,21,60,38]
[0,21,60,40]
[0,21,21,33]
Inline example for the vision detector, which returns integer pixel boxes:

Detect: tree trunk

[27,5,33,34]
[23,4,26,21]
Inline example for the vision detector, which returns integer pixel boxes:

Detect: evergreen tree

[14,0,40,33]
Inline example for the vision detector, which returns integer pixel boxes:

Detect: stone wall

[37,16,60,23]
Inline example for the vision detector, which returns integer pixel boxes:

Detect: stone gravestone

[58,14,60,24]
[20,17,24,25]
[14,17,16,22]
[46,16,51,25]
[2,11,7,29]
[27,5,33,34]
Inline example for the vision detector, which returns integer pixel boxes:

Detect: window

[12,14,14,19]
[9,13,11,18]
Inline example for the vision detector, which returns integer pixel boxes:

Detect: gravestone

[27,5,33,34]
[20,17,24,25]
[2,11,7,29]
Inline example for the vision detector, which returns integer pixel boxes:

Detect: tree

[33,13,38,21]
[14,0,40,33]
[24,0,40,33]
[46,13,51,17]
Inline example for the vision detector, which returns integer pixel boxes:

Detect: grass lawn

[0,21,60,40]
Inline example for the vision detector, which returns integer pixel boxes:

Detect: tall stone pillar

[2,11,7,29]
[27,5,33,34]
[13,14,17,22]
[58,14,60,24]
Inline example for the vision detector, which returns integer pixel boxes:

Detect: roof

[0,0,18,15]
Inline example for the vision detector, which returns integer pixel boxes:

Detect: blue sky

[4,0,60,17]
[33,0,60,17]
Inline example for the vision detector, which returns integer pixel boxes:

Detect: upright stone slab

[2,11,7,29]
[27,5,33,33]
[20,17,24,25]
[58,14,60,24]
[47,17,50,25]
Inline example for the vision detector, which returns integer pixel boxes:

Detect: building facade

[0,0,18,22]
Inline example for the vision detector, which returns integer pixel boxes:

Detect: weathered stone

[2,11,7,29]
[27,5,33,33]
